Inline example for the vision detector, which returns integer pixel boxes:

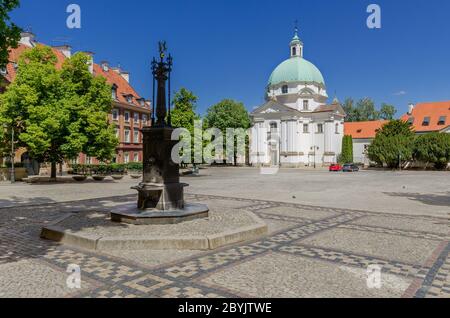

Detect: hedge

[70,163,143,176]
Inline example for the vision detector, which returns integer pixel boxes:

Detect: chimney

[100,61,110,72]
[82,51,95,74]
[408,103,415,115]
[53,45,72,58]
[19,31,36,47]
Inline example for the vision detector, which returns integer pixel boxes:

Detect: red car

[329,164,343,172]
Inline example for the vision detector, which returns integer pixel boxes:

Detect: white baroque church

[250,29,346,167]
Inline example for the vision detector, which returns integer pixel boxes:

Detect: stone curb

[40,212,268,251]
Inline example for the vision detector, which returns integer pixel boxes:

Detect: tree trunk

[51,162,57,180]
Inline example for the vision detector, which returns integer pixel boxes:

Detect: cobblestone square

[0,168,448,298]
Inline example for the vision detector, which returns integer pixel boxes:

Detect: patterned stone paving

[0,193,448,298]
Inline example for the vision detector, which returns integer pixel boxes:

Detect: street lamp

[2,123,15,183]
[310,146,319,169]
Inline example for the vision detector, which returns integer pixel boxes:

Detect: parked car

[343,164,360,172]
[329,164,342,172]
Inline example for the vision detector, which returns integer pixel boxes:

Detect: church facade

[250,30,345,167]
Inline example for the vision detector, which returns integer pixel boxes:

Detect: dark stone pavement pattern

[0,193,448,298]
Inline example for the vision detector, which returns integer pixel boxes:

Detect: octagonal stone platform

[40,205,268,251]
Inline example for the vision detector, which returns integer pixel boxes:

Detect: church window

[303,100,309,110]
[335,123,339,134]
[303,124,309,133]
[317,124,324,134]
[282,85,288,94]
[292,47,297,56]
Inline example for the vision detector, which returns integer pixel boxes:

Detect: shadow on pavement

[384,192,450,207]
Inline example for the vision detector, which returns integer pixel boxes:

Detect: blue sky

[10,0,450,116]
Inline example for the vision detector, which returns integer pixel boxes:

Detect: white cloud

[393,90,407,96]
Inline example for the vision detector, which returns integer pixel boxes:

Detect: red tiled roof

[344,120,389,139]
[400,101,450,132]
[3,43,147,109]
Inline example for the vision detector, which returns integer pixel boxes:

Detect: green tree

[379,103,397,120]
[170,88,200,165]
[0,46,118,178]
[204,99,251,165]
[340,135,354,163]
[354,98,378,121]
[0,0,21,69]
[343,98,397,122]
[367,120,415,168]
[414,133,450,170]
[171,88,199,134]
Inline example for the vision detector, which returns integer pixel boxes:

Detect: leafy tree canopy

[204,99,251,132]
[343,98,397,122]
[171,87,200,133]
[0,46,118,178]
[0,0,21,68]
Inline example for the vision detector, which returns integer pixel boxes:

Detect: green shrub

[3,162,25,168]
[126,162,143,172]
[367,120,415,168]
[414,133,450,170]
[340,135,354,164]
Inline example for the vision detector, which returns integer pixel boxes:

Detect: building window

[142,114,148,124]
[124,111,130,123]
[407,117,415,125]
[124,129,131,143]
[134,152,139,162]
[422,117,430,126]
[0,67,7,76]
[303,100,309,110]
[112,109,119,121]
[133,129,139,143]
[438,116,447,126]
[282,85,288,94]
[115,126,120,140]
[303,124,309,133]
[292,47,297,56]
[112,85,118,100]
[124,152,130,164]
[317,124,324,134]
[335,123,340,134]
[125,95,133,104]
[134,113,139,124]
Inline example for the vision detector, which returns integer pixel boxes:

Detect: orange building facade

[1,32,151,168]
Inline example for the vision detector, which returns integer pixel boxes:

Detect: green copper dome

[268,57,325,87]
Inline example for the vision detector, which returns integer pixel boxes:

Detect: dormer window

[438,116,446,126]
[407,117,415,125]
[422,117,430,126]
[0,67,7,76]
[137,98,146,107]
[112,84,118,100]
[124,94,133,104]
[282,85,288,94]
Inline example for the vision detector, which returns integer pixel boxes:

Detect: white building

[250,29,345,167]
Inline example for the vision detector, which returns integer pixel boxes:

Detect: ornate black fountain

[111,42,209,225]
